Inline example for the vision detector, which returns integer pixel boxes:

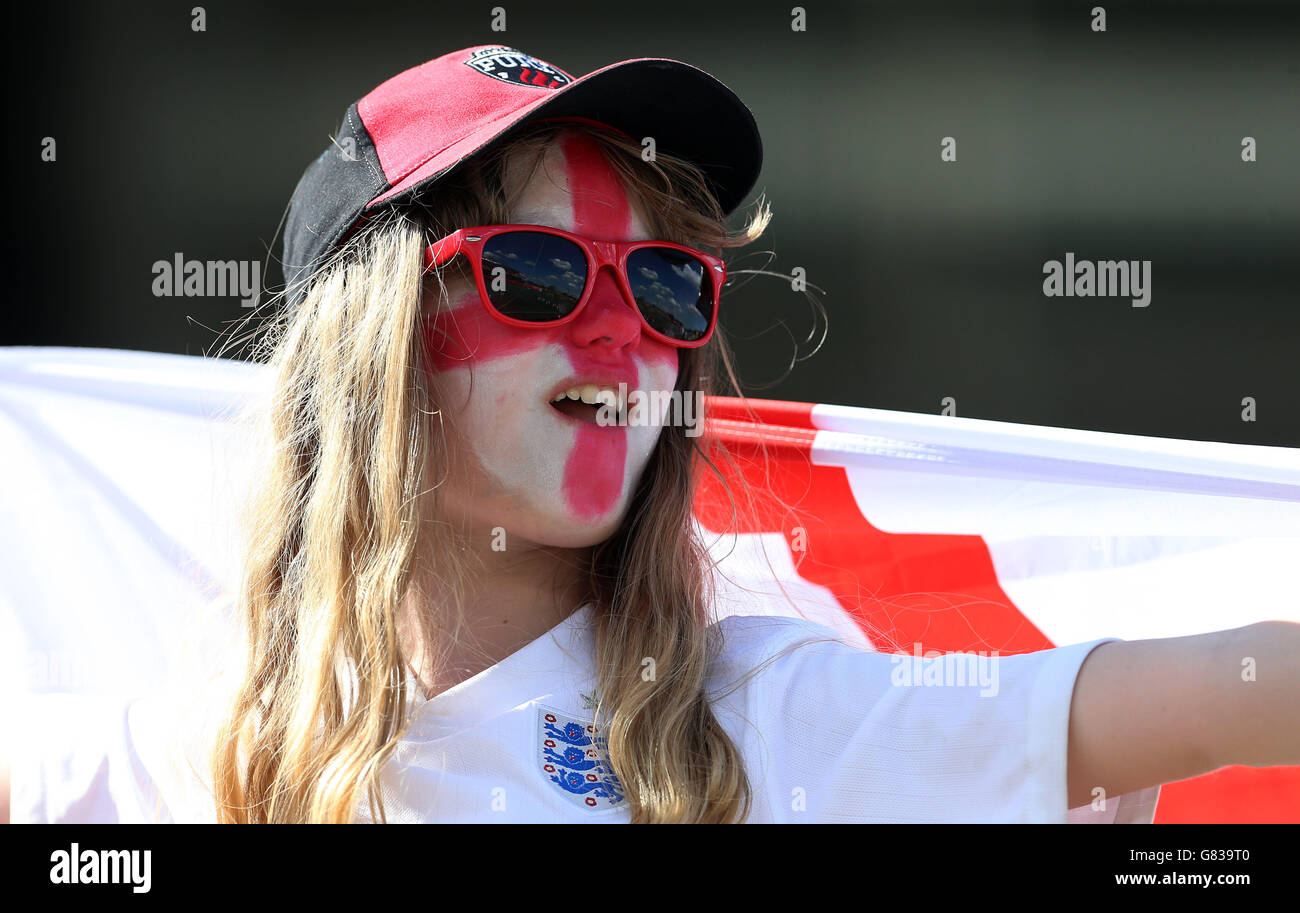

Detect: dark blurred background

[10,0,1299,445]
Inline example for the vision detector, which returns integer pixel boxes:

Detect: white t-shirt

[11,606,1159,823]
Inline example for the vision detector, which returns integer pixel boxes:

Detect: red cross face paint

[422,131,681,547]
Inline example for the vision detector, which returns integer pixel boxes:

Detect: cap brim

[366,57,762,218]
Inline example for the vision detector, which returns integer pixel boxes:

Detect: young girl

[8,45,1298,824]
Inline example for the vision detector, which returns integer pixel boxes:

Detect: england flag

[2,346,1298,822]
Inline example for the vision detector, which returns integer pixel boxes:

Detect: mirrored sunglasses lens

[481,232,588,321]
[625,248,714,342]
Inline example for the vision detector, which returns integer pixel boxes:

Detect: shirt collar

[401,603,598,737]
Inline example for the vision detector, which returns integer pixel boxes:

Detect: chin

[519,498,631,550]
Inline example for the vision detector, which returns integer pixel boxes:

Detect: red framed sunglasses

[423,224,726,348]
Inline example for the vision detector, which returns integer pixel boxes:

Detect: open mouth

[549,386,625,426]
[550,398,604,424]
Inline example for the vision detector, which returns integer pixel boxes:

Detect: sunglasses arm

[424,230,467,271]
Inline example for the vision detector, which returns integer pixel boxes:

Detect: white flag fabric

[2,345,1298,822]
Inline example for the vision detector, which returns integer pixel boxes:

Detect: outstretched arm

[1067,620,1300,809]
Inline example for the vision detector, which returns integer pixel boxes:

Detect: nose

[567,264,641,352]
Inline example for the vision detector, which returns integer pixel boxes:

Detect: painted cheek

[422,294,556,372]
[638,337,679,374]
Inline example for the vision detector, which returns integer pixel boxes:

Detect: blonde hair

[211,120,782,823]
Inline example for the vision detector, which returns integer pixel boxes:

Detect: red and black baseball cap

[281,45,763,308]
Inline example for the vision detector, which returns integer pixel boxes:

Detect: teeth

[549,385,624,411]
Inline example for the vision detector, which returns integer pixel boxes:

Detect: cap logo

[464,46,573,89]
